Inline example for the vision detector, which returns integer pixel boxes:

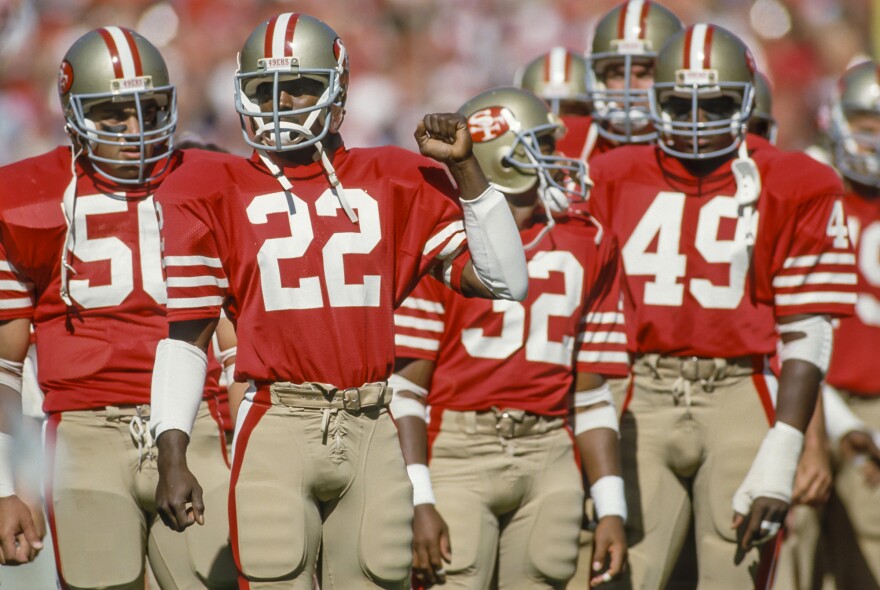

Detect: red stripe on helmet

[683,26,694,69]
[617,3,628,39]
[639,1,651,39]
[97,28,124,78]
[119,27,143,76]
[285,13,300,57]
[703,25,715,69]
[543,53,552,82]
[564,50,572,81]
[264,15,278,57]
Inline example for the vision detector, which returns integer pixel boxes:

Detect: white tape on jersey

[149,338,207,439]
[777,315,833,373]
[732,421,804,516]
[460,186,528,301]
[406,463,436,506]
[590,475,627,522]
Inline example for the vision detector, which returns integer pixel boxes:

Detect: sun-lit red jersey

[587,135,856,358]
[0,146,221,412]
[558,115,616,163]
[158,145,472,390]
[394,212,627,416]
[826,191,880,395]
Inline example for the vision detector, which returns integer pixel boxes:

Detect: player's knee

[233,482,308,581]
[523,488,583,583]
[358,478,414,584]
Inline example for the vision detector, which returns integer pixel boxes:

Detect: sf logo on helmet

[467,107,515,143]
[58,60,74,95]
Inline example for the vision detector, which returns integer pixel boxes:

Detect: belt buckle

[495,411,518,438]
[342,388,361,412]
[680,356,701,382]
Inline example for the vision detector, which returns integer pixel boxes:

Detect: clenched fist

[415,113,474,165]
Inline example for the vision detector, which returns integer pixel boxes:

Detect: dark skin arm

[393,358,450,587]
[414,113,502,301]
[791,394,831,507]
[732,313,823,553]
[573,372,627,587]
[0,318,43,565]
[155,317,217,532]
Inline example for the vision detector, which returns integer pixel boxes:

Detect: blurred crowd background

[0,0,876,164]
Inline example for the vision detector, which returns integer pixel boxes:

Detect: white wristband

[460,186,528,301]
[0,433,16,497]
[406,463,436,506]
[590,475,627,522]
[149,338,207,439]
[732,421,804,516]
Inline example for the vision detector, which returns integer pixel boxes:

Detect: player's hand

[731,496,788,563]
[415,114,473,165]
[791,438,832,507]
[590,515,626,587]
[156,431,205,532]
[411,504,451,587]
[0,494,44,565]
[840,430,880,489]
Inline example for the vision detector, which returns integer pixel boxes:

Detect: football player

[747,72,778,144]
[818,60,880,588]
[148,13,528,589]
[0,28,237,588]
[581,0,683,162]
[586,24,855,589]
[393,87,627,589]
[516,47,592,157]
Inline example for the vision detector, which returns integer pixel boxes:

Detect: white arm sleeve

[460,186,528,301]
[149,338,207,439]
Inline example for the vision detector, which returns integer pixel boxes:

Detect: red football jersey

[0,147,220,412]
[587,136,856,358]
[826,191,880,395]
[557,115,615,163]
[158,145,472,391]
[394,212,627,416]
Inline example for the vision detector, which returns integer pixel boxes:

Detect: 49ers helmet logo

[58,60,74,95]
[467,107,512,142]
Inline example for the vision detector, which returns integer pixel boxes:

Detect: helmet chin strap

[257,132,358,224]
[731,139,760,253]
[60,144,84,307]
